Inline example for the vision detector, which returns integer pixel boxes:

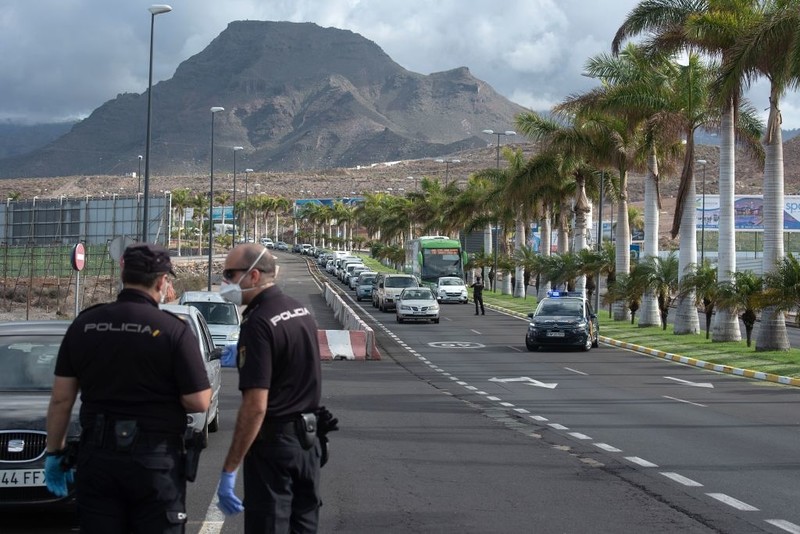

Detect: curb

[600,336,800,387]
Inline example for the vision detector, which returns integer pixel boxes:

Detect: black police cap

[122,243,175,276]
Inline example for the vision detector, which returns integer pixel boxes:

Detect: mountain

[0,21,528,179]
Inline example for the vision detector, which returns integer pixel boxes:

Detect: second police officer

[216,244,325,533]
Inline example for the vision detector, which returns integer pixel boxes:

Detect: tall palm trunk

[674,161,700,334]
[613,170,631,321]
[538,207,552,300]
[514,216,526,297]
[640,151,661,326]
[712,103,742,341]
[558,200,570,254]
[573,179,591,293]
[756,93,790,351]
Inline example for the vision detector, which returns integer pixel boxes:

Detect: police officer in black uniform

[216,244,323,533]
[471,275,485,315]
[45,243,211,533]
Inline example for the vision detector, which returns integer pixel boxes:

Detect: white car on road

[435,276,469,304]
[396,287,440,324]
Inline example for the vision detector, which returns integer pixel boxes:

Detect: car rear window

[386,277,417,288]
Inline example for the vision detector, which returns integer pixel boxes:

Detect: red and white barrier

[318,330,381,361]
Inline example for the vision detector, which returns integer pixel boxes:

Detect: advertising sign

[696,194,800,232]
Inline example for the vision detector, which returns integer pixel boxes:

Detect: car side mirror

[589,313,597,319]
[527,312,534,319]
[210,347,224,362]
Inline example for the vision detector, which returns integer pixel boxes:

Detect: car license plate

[0,469,46,487]
[546,331,565,337]
[413,311,426,315]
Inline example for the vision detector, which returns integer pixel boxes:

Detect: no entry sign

[71,243,86,271]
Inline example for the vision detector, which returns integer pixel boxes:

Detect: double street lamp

[243,168,253,242]
[208,106,224,290]
[697,159,707,264]
[482,129,516,292]
[141,4,172,242]
[232,146,243,242]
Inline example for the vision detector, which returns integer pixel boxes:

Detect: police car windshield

[537,300,583,317]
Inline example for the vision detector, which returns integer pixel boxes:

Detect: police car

[525,290,599,352]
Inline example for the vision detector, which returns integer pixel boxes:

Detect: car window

[185,302,239,326]
[403,290,433,300]
[360,275,376,284]
[0,336,62,390]
[537,300,583,317]
[440,278,464,286]
[386,277,417,288]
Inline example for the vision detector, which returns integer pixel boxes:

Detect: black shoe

[482,312,485,315]
[475,312,479,315]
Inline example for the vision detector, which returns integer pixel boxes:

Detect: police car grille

[0,431,46,462]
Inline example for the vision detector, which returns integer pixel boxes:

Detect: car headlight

[227,331,240,341]
[431,305,440,312]
[575,321,587,330]
[400,305,411,311]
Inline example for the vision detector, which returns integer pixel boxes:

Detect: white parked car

[179,291,242,348]
[396,287,440,324]
[260,237,275,248]
[435,276,469,304]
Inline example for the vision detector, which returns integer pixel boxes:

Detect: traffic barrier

[322,282,381,360]
[318,330,374,360]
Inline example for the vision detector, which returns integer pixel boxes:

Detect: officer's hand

[217,470,244,515]
[44,453,74,497]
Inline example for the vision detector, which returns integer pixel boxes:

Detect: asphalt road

[10,251,800,533]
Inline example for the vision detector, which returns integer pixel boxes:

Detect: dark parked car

[0,321,79,508]
[525,291,599,352]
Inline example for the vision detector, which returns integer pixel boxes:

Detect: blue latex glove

[217,470,244,515]
[44,454,74,498]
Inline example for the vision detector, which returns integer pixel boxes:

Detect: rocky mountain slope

[0,21,527,179]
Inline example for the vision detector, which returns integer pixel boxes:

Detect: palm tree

[605,271,647,325]
[716,270,765,347]
[512,245,544,300]
[191,193,209,255]
[762,253,800,324]
[613,0,765,341]
[638,251,681,330]
[720,0,800,351]
[679,261,719,339]
[170,188,191,256]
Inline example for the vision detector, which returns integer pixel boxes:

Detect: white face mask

[220,248,269,305]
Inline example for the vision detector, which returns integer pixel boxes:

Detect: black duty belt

[258,419,299,441]
[81,427,184,451]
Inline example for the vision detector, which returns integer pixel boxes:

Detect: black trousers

[243,429,321,534]
[76,437,186,534]
[474,295,485,314]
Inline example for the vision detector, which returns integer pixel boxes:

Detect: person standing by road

[471,275,485,315]
[45,243,212,533]
[216,244,323,533]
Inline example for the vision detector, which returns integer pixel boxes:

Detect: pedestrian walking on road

[216,244,328,533]
[471,276,485,315]
[45,243,212,533]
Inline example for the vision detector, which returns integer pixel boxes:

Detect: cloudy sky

[2,0,797,128]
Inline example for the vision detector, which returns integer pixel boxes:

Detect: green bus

[404,236,466,287]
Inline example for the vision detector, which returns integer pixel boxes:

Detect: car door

[194,311,222,425]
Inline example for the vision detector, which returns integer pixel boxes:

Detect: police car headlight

[575,321,587,330]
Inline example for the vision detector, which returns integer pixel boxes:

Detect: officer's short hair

[122,269,164,287]
[242,246,276,276]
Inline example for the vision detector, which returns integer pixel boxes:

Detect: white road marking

[661,472,703,487]
[625,456,658,468]
[664,376,714,388]
[594,443,621,453]
[198,495,226,534]
[508,346,523,352]
[530,415,549,422]
[568,432,592,440]
[471,329,482,334]
[465,385,478,391]
[487,396,501,401]
[706,493,759,511]
[765,520,800,534]
[476,391,487,395]
[564,367,588,376]
[489,376,558,389]
[663,395,707,407]
[548,423,569,430]
[514,408,530,414]
[456,381,467,385]
[500,402,515,407]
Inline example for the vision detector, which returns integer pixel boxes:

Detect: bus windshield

[422,248,463,282]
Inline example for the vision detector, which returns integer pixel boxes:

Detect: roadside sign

[71,243,86,271]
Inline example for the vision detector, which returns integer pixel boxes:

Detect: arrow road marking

[664,376,714,388]
[489,376,558,389]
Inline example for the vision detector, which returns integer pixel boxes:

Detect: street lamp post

[137,155,143,193]
[141,4,172,243]
[697,159,707,264]
[208,106,224,290]
[243,168,253,242]
[232,146,243,242]
[482,129,516,292]
[435,159,461,186]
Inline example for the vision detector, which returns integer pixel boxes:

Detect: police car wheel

[592,332,599,348]
[526,341,538,352]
